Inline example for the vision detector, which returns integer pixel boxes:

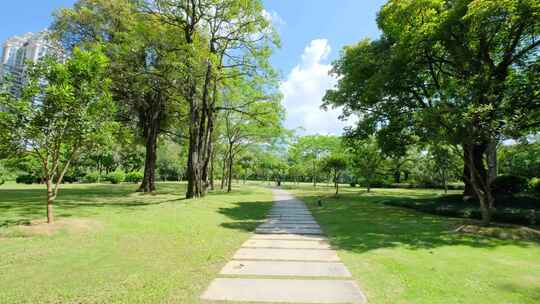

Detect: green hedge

[125,171,143,183]
[106,171,125,184]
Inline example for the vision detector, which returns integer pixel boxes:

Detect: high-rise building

[0,30,60,97]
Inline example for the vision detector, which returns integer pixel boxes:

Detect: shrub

[106,171,125,184]
[62,175,79,184]
[83,171,101,183]
[529,177,540,196]
[16,174,38,184]
[125,171,143,183]
[491,175,528,195]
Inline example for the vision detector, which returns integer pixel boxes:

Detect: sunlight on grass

[0,182,273,303]
[286,184,540,304]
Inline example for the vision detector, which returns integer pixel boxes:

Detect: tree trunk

[220,159,226,190]
[312,160,317,188]
[139,119,158,193]
[209,150,215,191]
[463,147,477,201]
[487,140,498,184]
[46,179,54,223]
[465,142,495,225]
[394,169,401,184]
[186,95,203,198]
[334,173,339,196]
[443,169,448,194]
[227,150,234,193]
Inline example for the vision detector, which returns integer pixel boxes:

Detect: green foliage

[0,45,116,211]
[16,175,39,185]
[157,141,185,181]
[345,136,385,191]
[499,141,540,179]
[83,171,101,183]
[321,155,348,175]
[125,171,143,183]
[529,178,540,196]
[491,175,529,196]
[105,171,125,184]
[324,0,540,223]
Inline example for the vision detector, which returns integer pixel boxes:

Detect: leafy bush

[125,171,143,183]
[16,175,39,184]
[106,171,125,184]
[83,171,101,183]
[491,175,528,195]
[529,177,540,195]
[62,175,79,183]
[350,182,357,187]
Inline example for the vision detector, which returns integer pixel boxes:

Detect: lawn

[284,184,540,304]
[0,182,273,304]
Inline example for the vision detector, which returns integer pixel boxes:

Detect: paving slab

[256,227,323,235]
[259,223,321,229]
[268,215,314,219]
[272,205,307,209]
[242,239,331,249]
[251,234,328,241]
[269,211,311,216]
[201,278,365,303]
[233,248,340,261]
[256,229,323,235]
[220,260,351,277]
[265,220,318,225]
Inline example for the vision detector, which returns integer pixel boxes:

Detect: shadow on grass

[218,200,273,232]
[0,183,186,227]
[294,191,536,253]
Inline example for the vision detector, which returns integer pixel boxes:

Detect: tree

[219,76,285,192]
[345,137,385,193]
[53,0,187,193]
[321,154,348,196]
[324,0,540,224]
[290,135,341,187]
[150,0,279,198]
[0,47,115,223]
[499,139,540,179]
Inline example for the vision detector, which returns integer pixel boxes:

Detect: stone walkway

[201,188,366,303]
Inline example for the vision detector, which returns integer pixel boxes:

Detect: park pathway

[201,188,366,304]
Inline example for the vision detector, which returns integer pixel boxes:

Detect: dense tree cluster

[323,0,540,224]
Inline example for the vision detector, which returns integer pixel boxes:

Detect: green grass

[284,184,540,304]
[0,182,273,303]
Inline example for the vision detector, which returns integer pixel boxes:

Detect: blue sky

[0,0,386,135]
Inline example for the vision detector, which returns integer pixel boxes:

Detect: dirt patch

[454,223,540,242]
[1,218,102,238]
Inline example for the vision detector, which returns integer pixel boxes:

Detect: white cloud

[262,9,286,27]
[280,39,352,135]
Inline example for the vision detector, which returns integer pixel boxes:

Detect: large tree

[151,0,279,198]
[0,47,115,223]
[53,0,187,193]
[325,0,540,224]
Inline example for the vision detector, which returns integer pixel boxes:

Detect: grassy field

[2,181,540,304]
[0,182,273,304]
[282,184,540,304]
